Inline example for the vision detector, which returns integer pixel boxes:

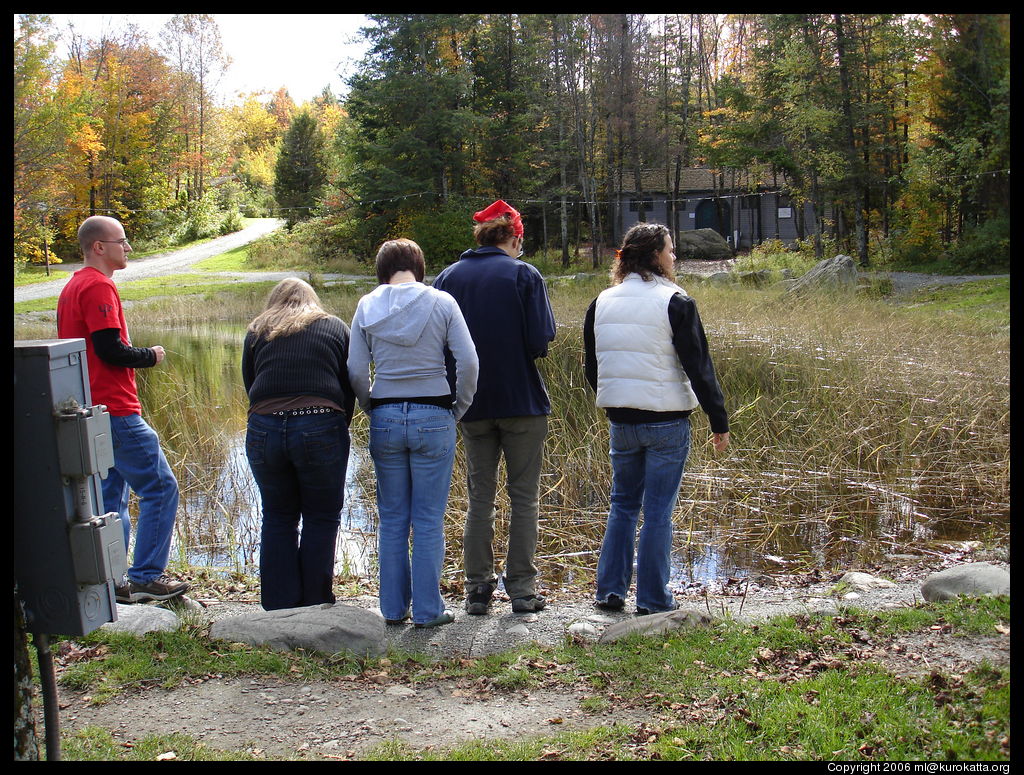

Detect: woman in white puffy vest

[583,223,730,615]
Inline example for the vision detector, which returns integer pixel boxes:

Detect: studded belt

[271,406,341,417]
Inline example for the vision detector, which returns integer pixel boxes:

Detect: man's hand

[712,432,730,453]
[151,345,166,364]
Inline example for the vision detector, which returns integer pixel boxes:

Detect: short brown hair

[473,215,517,247]
[376,238,425,284]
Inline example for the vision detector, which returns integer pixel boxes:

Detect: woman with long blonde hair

[242,277,355,610]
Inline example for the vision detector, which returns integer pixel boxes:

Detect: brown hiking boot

[128,574,189,602]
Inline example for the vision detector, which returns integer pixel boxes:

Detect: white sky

[37,14,371,104]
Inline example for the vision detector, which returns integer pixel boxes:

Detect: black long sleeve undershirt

[91,328,157,369]
[583,294,729,433]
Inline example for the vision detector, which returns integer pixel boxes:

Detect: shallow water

[133,321,1009,589]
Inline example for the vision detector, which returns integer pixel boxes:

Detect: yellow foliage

[70,122,105,157]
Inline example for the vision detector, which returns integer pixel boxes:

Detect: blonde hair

[248,278,331,340]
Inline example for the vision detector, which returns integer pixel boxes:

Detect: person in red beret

[433,200,556,615]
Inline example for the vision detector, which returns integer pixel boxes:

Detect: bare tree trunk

[14,588,39,761]
[834,14,869,266]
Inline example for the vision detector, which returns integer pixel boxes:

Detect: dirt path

[13,218,284,304]
[57,554,1009,759]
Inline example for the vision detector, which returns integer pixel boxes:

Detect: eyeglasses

[97,238,130,246]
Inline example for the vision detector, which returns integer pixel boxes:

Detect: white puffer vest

[594,273,700,412]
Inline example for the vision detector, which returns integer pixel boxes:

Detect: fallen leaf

[995,624,1010,635]
[155,751,177,761]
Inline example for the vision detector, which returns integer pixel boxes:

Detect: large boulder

[598,607,715,643]
[210,602,387,657]
[786,255,857,295]
[675,228,733,262]
[920,562,1010,602]
[102,603,180,635]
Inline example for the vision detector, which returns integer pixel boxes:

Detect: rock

[675,228,733,262]
[598,607,715,644]
[920,562,1010,602]
[736,269,773,287]
[103,603,180,635]
[210,602,386,657]
[884,554,921,563]
[505,623,530,636]
[567,621,599,637]
[384,686,417,698]
[708,271,734,286]
[839,572,897,591]
[786,255,857,295]
[843,592,862,600]
[676,272,706,288]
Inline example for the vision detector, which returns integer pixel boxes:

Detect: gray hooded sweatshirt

[348,282,479,420]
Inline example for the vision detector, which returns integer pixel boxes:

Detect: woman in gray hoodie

[348,239,479,628]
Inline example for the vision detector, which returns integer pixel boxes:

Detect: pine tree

[274,110,328,227]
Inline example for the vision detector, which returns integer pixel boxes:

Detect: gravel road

[13,218,284,304]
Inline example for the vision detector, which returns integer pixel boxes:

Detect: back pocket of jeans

[416,423,454,459]
[369,425,392,455]
[245,428,268,466]
[302,427,342,465]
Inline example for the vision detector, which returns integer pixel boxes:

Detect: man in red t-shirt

[57,215,188,604]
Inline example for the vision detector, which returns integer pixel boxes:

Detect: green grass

[13,264,73,286]
[191,244,251,272]
[50,597,1009,761]
[59,727,275,761]
[13,274,278,315]
[901,277,1009,329]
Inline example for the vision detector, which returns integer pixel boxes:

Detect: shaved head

[77,215,123,256]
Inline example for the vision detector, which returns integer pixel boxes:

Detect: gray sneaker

[511,594,547,613]
[128,574,189,602]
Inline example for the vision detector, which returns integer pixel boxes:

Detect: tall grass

[450,279,1009,588]
[16,276,1008,591]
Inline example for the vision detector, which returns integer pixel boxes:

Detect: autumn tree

[159,14,230,200]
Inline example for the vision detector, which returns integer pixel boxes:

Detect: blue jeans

[102,413,180,585]
[246,411,350,611]
[595,418,691,612]
[369,403,456,624]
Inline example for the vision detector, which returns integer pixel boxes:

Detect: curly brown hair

[612,223,671,284]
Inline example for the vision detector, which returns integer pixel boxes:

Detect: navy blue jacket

[432,246,556,421]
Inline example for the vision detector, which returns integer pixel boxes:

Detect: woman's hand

[712,432,730,453]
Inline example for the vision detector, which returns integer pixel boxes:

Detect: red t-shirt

[57,266,141,416]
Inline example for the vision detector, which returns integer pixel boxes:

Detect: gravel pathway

[13,218,284,304]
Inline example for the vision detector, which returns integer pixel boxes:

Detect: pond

[132,318,1010,593]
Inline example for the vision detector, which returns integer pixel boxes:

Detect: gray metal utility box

[14,339,125,635]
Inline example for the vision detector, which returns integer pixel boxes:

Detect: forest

[14,13,1010,273]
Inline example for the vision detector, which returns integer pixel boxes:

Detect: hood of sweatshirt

[358,282,438,346]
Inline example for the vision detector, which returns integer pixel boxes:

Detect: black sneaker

[465,584,493,615]
[511,594,547,613]
[128,574,189,602]
[595,594,625,612]
[385,608,411,626]
[114,577,133,604]
[636,601,679,617]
